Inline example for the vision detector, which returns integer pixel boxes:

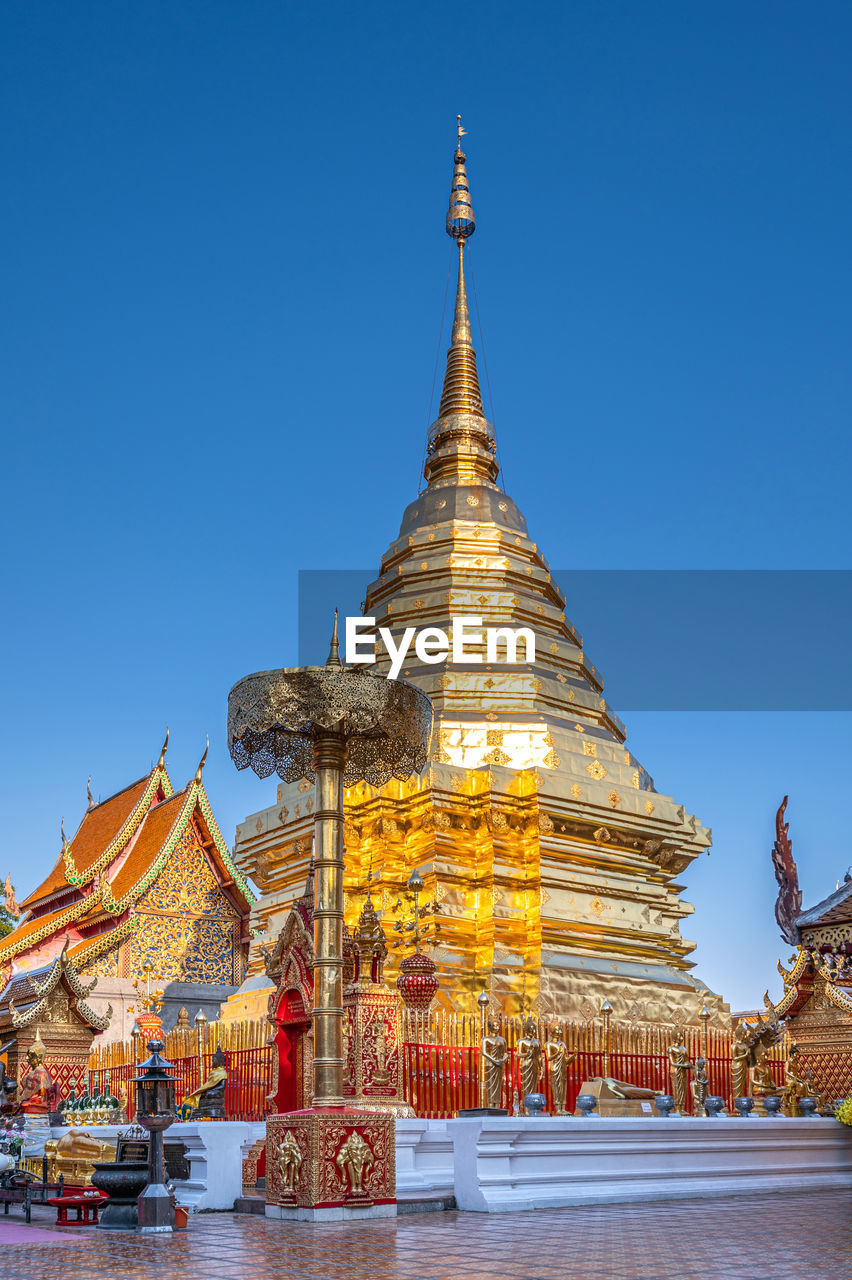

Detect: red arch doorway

[272,988,310,1113]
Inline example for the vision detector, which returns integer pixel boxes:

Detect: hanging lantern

[396,952,439,1014]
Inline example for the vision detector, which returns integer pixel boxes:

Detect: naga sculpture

[771,796,802,947]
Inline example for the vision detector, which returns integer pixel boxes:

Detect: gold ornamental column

[228,613,432,1219]
[310,728,346,1106]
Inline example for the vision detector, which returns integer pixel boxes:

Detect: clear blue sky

[3,1,851,1009]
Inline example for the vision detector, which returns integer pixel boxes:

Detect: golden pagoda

[233,120,728,1027]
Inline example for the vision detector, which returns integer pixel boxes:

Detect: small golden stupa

[233,119,728,1027]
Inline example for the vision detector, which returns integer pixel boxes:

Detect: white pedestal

[447,1115,852,1213]
[169,1121,266,1212]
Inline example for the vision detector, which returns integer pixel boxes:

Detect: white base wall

[395,1119,454,1198]
[447,1116,852,1213]
[170,1121,266,1212]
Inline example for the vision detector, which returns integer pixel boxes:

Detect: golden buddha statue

[517,1017,542,1109]
[781,1044,809,1117]
[751,1058,778,1097]
[45,1130,116,1187]
[16,1030,60,1116]
[182,1046,227,1117]
[480,1014,508,1110]
[544,1024,575,1116]
[690,1057,710,1115]
[667,1041,694,1115]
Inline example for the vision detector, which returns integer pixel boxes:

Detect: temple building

[769,796,852,1101]
[0,734,254,1041]
[231,127,729,1027]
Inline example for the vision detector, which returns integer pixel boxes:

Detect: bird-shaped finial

[194,735,209,785]
[60,818,68,848]
[325,608,342,668]
[86,776,95,811]
[157,725,169,769]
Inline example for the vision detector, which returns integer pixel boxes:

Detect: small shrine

[0,940,110,1101]
[261,866,410,1116]
[768,796,852,1102]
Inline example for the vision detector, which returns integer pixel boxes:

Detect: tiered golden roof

[235,120,728,1026]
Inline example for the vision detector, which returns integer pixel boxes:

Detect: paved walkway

[0,1189,849,1279]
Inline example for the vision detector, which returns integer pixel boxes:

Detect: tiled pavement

[0,1189,850,1279]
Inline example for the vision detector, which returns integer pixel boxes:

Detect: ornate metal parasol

[227,615,432,1107]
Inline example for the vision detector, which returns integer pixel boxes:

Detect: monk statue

[544,1024,575,1116]
[781,1044,809,1117]
[690,1057,710,1115]
[16,1031,60,1117]
[667,1041,694,1114]
[517,1017,542,1110]
[480,1014,508,1111]
[182,1046,227,1118]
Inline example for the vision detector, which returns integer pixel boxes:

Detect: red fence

[90,1015,790,1121]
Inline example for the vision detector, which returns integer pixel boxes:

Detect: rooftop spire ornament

[228,613,431,1217]
[425,119,496,487]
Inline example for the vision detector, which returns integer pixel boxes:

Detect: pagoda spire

[439,117,484,417]
[425,117,498,488]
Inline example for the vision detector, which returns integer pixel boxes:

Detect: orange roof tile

[21,776,151,910]
[0,894,89,956]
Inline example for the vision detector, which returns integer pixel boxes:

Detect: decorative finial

[325,608,342,668]
[424,119,496,487]
[60,818,68,848]
[157,725,169,769]
[86,776,95,811]
[446,117,475,241]
[194,735,209,784]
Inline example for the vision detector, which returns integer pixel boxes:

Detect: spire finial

[325,608,342,668]
[194,735,209,785]
[157,725,169,769]
[424,120,498,486]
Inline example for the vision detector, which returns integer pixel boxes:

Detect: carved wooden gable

[130,824,242,985]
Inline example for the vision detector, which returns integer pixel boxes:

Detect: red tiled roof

[100,791,187,905]
[20,776,151,909]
